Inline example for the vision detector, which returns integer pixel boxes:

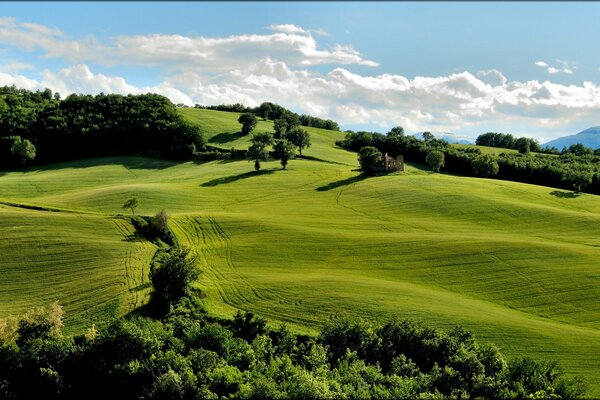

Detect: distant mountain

[412,131,475,145]
[544,127,600,150]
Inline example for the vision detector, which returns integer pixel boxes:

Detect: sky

[1,2,600,142]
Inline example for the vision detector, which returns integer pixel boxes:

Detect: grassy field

[0,108,599,394]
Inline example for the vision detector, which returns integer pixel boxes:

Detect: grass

[0,108,598,395]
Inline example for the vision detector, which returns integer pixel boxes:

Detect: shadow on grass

[201,169,276,187]
[209,131,245,144]
[295,154,348,165]
[550,190,580,199]
[316,174,368,192]
[20,156,178,173]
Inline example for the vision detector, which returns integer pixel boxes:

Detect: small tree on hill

[11,138,36,167]
[247,132,274,171]
[285,127,311,156]
[422,131,435,142]
[426,150,445,172]
[122,197,139,215]
[387,126,405,137]
[238,113,257,135]
[273,139,296,170]
[358,146,383,176]
[515,137,531,154]
[565,170,593,193]
[472,154,499,177]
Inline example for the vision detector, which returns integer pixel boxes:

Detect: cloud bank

[0,18,599,141]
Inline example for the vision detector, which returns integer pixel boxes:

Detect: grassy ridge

[0,108,598,394]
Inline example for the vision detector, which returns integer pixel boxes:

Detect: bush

[358,146,383,175]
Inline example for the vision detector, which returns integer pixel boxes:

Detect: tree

[273,118,288,139]
[422,131,435,142]
[11,138,36,167]
[387,126,405,137]
[122,197,139,215]
[515,137,531,154]
[566,170,593,193]
[150,247,199,306]
[273,139,296,170]
[425,150,445,172]
[17,302,64,344]
[285,127,311,155]
[257,102,273,120]
[358,146,383,176]
[472,154,500,177]
[238,113,257,135]
[247,132,273,171]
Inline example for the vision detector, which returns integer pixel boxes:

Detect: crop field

[0,108,599,394]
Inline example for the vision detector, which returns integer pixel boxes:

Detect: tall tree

[246,132,274,171]
[358,146,383,176]
[10,138,36,167]
[285,127,311,155]
[150,246,199,307]
[122,197,139,215]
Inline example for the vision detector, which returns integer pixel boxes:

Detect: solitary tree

[150,247,199,307]
[358,146,383,176]
[238,113,257,135]
[273,139,296,170]
[11,138,36,167]
[285,127,311,156]
[472,154,500,177]
[122,197,139,215]
[247,132,274,171]
[426,150,445,172]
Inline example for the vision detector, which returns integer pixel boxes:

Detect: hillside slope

[0,108,598,395]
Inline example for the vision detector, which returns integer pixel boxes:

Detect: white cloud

[0,18,377,70]
[535,60,575,75]
[268,24,307,35]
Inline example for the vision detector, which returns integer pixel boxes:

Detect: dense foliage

[196,101,340,131]
[0,302,585,399]
[337,129,600,194]
[0,86,204,168]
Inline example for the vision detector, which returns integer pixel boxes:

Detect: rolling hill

[0,108,599,395]
[544,126,600,149]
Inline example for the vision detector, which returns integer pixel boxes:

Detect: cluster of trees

[0,86,204,168]
[198,101,340,131]
[245,129,310,171]
[338,129,600,194]
[475,132,545,154]
[0,303,585,399]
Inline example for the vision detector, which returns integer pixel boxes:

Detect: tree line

[0,86,204,168]
[339,130,600,194]
[195,101,340,131]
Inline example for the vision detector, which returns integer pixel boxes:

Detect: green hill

[0,108,598,395]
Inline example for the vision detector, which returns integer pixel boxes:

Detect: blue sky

[1,2,600,141]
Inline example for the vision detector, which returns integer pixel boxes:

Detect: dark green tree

[273,139,296,170]
[387,126,405,137]
[426,150,445,172]
[150,247,199,306]
[472,154,500,177]
[238,113,257,135]
[11,138,36,167]
[273,118,288,139]
[422,131,435,142]
[247,132,273,171]
[285,127,311,155]
[516,137,531,154]
[358,146,383,175]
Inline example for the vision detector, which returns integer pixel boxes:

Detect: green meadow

[0,108,599,394]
